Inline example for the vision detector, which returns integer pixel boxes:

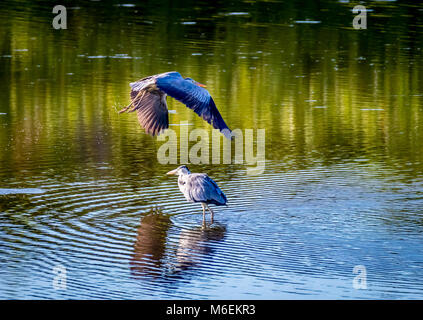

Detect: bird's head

[184,77,207,88]
[166,165,191,176]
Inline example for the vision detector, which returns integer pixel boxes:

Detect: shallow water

[1,0,423,299]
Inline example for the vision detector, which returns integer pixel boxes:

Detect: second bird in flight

[120,71,231,138]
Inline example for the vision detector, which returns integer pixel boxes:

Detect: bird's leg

[119,90,143,113]
[201,203,207,229]
[119,101,135,113]
[119,90,145,113]
[206,204,214,224]
[127,91,146,112]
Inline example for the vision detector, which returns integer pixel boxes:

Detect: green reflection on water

[0,0,423,183]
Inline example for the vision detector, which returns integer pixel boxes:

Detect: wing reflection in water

[130,207,226,280]
[130,207,172,278]
[174,224,226,272]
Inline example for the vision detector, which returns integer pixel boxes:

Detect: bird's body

[167,165,227,226]
[120,72,231,138]
[177,173,227,206]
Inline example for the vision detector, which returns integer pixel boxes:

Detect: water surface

[1,0,423,299]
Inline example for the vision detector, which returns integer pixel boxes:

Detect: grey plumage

[120,71,231,137]
[182,173,227,206]
[167,165,227,226]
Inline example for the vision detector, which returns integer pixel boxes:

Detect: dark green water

[1,0,423,299]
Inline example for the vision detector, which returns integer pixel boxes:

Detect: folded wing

[186,173,227,206]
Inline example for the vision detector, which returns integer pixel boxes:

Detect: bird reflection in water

[130,207,226,279]
[130,207,172,278]
[174,224,226,273]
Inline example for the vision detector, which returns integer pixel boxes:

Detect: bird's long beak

[196,82,207,88]
[166,169,178,175]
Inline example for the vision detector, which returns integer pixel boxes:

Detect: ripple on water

[0,188,45,195]
[1,162,423,299]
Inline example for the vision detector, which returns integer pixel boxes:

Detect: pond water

[1,0,423,299]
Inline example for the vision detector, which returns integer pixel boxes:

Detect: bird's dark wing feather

[134,91,169,136]
[187,173,227,205]
[120,80,169,136]
[155,73,231,136]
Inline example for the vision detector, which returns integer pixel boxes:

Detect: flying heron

[167,165,227,226]
[120,71,231,138]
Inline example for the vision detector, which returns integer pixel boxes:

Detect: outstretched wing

[186,173,227,206]
[155,72,231,137]
[133,90,169,136]
[120,76,169,136]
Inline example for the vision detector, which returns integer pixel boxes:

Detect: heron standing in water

[167,165,227,227]
[120,71,231,138]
